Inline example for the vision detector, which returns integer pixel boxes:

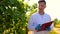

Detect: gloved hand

[35,24,41,30]
[45,26,51,31]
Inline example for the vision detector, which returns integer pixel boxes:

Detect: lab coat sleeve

[48,16,54,30]
[27,16,37,31]
[50,23,54,30]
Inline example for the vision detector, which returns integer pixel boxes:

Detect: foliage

[0,0,28,34]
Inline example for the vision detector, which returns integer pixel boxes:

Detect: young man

[28,0,53,34]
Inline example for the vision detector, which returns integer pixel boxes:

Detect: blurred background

[0,0,60,34]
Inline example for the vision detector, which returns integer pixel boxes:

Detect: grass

[50,30,58,34]
[28,30,58,34]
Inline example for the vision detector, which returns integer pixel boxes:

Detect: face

[38,2,46,11]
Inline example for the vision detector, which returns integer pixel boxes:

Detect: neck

[38,10,44,15]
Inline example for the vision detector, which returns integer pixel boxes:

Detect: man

[28,0,53,34]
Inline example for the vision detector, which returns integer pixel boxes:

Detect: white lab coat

[28,12,53,34]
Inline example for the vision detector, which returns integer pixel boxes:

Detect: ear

[44,5,46,8]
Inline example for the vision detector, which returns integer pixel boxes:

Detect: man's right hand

[45,26,51,31]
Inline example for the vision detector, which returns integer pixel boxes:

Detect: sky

[25,0,60,20]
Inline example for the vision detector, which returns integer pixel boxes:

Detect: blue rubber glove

[35,24,41,30]
[45,26,51,31]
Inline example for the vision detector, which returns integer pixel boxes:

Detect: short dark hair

[38,0,46,4]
